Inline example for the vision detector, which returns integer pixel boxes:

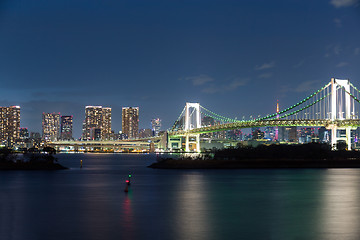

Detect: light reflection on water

[122,193,135,239]
[320,169,360,240]
[174,174,212,240]
[1,154,360,240]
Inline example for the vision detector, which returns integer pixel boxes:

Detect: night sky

[0,0,359,138]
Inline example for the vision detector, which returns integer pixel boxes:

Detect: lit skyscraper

[151,118,161,136]
[60,115,73,140]
[42,112,60,142]
[264,126,276,141]
[82,106,111,140]
[101,107,112,140]
[83,106,102,140]
[319,127,330,143]
[139,128,153,138]
[19,128,29,140]
[122,107,139,139]
[0,106,20,147]
[299,127,315,143]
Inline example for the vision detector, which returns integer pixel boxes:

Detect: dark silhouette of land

[0,147,67,170]
[149,143,360,169]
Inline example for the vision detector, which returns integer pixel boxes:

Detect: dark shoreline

[148,158,360,169]
[148,143,360,169]
[0,147,68,170]
[0,161,68,170]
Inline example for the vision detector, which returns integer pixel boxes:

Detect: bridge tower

[329,78,353,150]
[184,102,201,152]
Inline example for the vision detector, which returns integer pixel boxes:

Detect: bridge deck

[169,119,360,136]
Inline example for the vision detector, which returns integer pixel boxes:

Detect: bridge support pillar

[329,78,354,150]
[185,134,200,152]
[168,136,182,151]
[185,135,189,152]
[330,126,337,150]
[329,126,353,150]
[346,127,352,150]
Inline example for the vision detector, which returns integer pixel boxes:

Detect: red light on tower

[275,100,279,141]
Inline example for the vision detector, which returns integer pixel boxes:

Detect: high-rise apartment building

[151,118,161,136]
[42,113,60,142]
[252,129,265,140]
[286,126,298,142]
[30,132,41,148]
[0,106,20,147]
[299,127,314,143]
[82,106,111,140]
[83,106,102,140]
[277,126,298,142]
[60,116,73,140]
[19,128,29,140]
[101,107,112,140]
[18,127,30,149]
[226,129,243,141]
[264,127,276,141]
[319,127,330,143]
[122,107,139,139]
[139,128,153,138]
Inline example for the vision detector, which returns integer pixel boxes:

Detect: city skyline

[0,0,359,138]
[1,105,162,140]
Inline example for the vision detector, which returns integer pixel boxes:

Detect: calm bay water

[1,153,360,240]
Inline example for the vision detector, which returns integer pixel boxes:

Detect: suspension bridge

[167,78,360,151]
[48,78,360,152]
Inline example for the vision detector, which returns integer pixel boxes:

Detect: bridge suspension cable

[277,92,331,119]
[195,82,333,125]
[200,105,241,123]
[170,106,186,131]
[256,82,331,121]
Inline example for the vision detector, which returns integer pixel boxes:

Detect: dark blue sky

[1,0,359,138]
